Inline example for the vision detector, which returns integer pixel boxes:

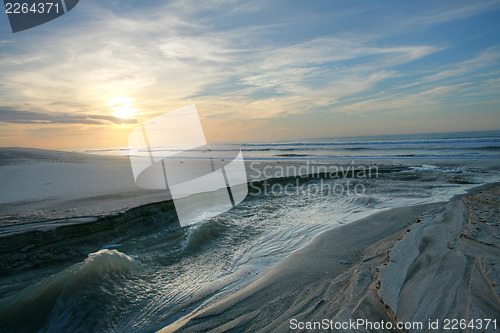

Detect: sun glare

[109,96,138,119]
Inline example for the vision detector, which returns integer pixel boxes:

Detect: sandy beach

[2,0,500,330]
[0,146,499,332]
[0,148,169,223]
[160,184,500,332]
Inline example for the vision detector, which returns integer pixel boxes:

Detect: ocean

[84,130,500,162]
[1,130,499,332]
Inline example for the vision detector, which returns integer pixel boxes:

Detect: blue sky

[0,0,499,148]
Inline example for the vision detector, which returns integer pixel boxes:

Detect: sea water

[1,131,499,332]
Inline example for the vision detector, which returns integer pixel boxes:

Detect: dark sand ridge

[159,184,500,333]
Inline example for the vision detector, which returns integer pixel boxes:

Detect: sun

[112,105,136,119]
[109,97,139,119]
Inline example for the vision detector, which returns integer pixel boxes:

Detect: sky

[0,0,499,149]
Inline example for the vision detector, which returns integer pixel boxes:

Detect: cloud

[417,47,500,85]
[0,0,444,123]
[406,1,500,27]
[0,0,499,146]
[336,46,500,116]
[337,82,472,115]
[0,108,137,125]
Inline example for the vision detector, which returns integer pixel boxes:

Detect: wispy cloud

[0,108,137,125]
[403,1,500,27]
[0,1,444,121]
[415,47,500,85]
[335,46,500,115]
[0,0,499,147]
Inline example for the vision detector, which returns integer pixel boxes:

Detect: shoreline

[0,149,409,273]
[1,147,499,331]
[159,182,500,332]
[0,175,491,274]
[2,146,495,225]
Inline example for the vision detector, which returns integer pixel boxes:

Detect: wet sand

[160,184,500,332]
[0,148,168,224]
[1,148,499,332]
[2,147,486,225]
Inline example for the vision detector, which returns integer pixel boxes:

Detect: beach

[2,0,500,331]
[0,148,169,224]
[161,184,500,332]
[0,132,499,332]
